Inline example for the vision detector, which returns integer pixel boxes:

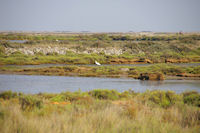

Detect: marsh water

[0,74,199,94]
[6,40,27,43]
[4,63,200,68]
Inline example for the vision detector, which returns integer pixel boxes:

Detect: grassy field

[0,90,199,133]
[0,32,200,65]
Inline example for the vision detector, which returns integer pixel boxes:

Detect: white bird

[95,60,101,66]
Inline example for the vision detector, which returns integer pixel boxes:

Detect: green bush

[165,91,180,104]
[145,90,180,108]
[50,95,65,102]
[20,96,43,111]
[37,93,56,99]
[149,91,170,108]
[119,89,137,99]
[183,91,200,107]
[0,91,17,100]
[89,89,120,100]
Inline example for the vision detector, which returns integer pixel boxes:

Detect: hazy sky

[0,0,200,32]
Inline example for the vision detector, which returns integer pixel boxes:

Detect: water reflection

[140,80,164,86]
[0,74,199,94]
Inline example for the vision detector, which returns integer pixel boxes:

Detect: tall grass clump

[19,96,43,111]
[0,91,17,100]
[183,91,200,107]
[139,90,182,108]
[89,89,120,100]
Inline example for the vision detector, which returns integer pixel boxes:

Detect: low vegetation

[0,32,200,65]
[0,64,200,80]
[0,90,199,133]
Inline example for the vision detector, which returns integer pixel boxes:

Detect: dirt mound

[138,73,164,80]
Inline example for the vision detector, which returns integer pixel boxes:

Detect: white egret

[95,61,101,65]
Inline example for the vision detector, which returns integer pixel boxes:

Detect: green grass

[0,52,108,65]
[1,64,199,79]
[1,48,199,65]
[0,33,200,65]
[0,90,199,133]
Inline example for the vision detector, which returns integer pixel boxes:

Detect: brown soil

[109,58,153,64]
[165,58,189,63]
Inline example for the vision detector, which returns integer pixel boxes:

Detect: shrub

[183,91,200,107]
[119,91,132,99]
[50,95,65,102]
[61,91,89,102]
[0,91,17,100]
[1,41,12,48]
[89,89,120,100]
[149,91,170,108]
[46,52,58,56]
[64,66,78,72]
[145,90,180,108]
[20,96,43,111]
[37,93,56,99]
[119,89,137,99]
[165,91,181,104]
[0,45,5,55]
[91,34,111,41]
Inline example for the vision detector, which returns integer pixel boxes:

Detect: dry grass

[0,96,199,133]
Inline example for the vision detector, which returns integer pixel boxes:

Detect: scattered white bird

[95,60,101,65]
[56,39,59,42]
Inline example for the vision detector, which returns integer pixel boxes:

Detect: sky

[0,0,200,32]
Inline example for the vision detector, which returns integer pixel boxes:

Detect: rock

[120,68,129,72]
[138,73,164,80]
[129,68,135,71]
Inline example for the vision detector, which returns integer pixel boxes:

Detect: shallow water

[6,40,27,43]
[0,74,199,94]
[4,63,200,68]
[4,64,152,68]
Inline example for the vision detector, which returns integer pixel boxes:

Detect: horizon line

[0,30,200,34]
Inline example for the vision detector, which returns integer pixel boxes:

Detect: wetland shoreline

[0,63,199,80]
